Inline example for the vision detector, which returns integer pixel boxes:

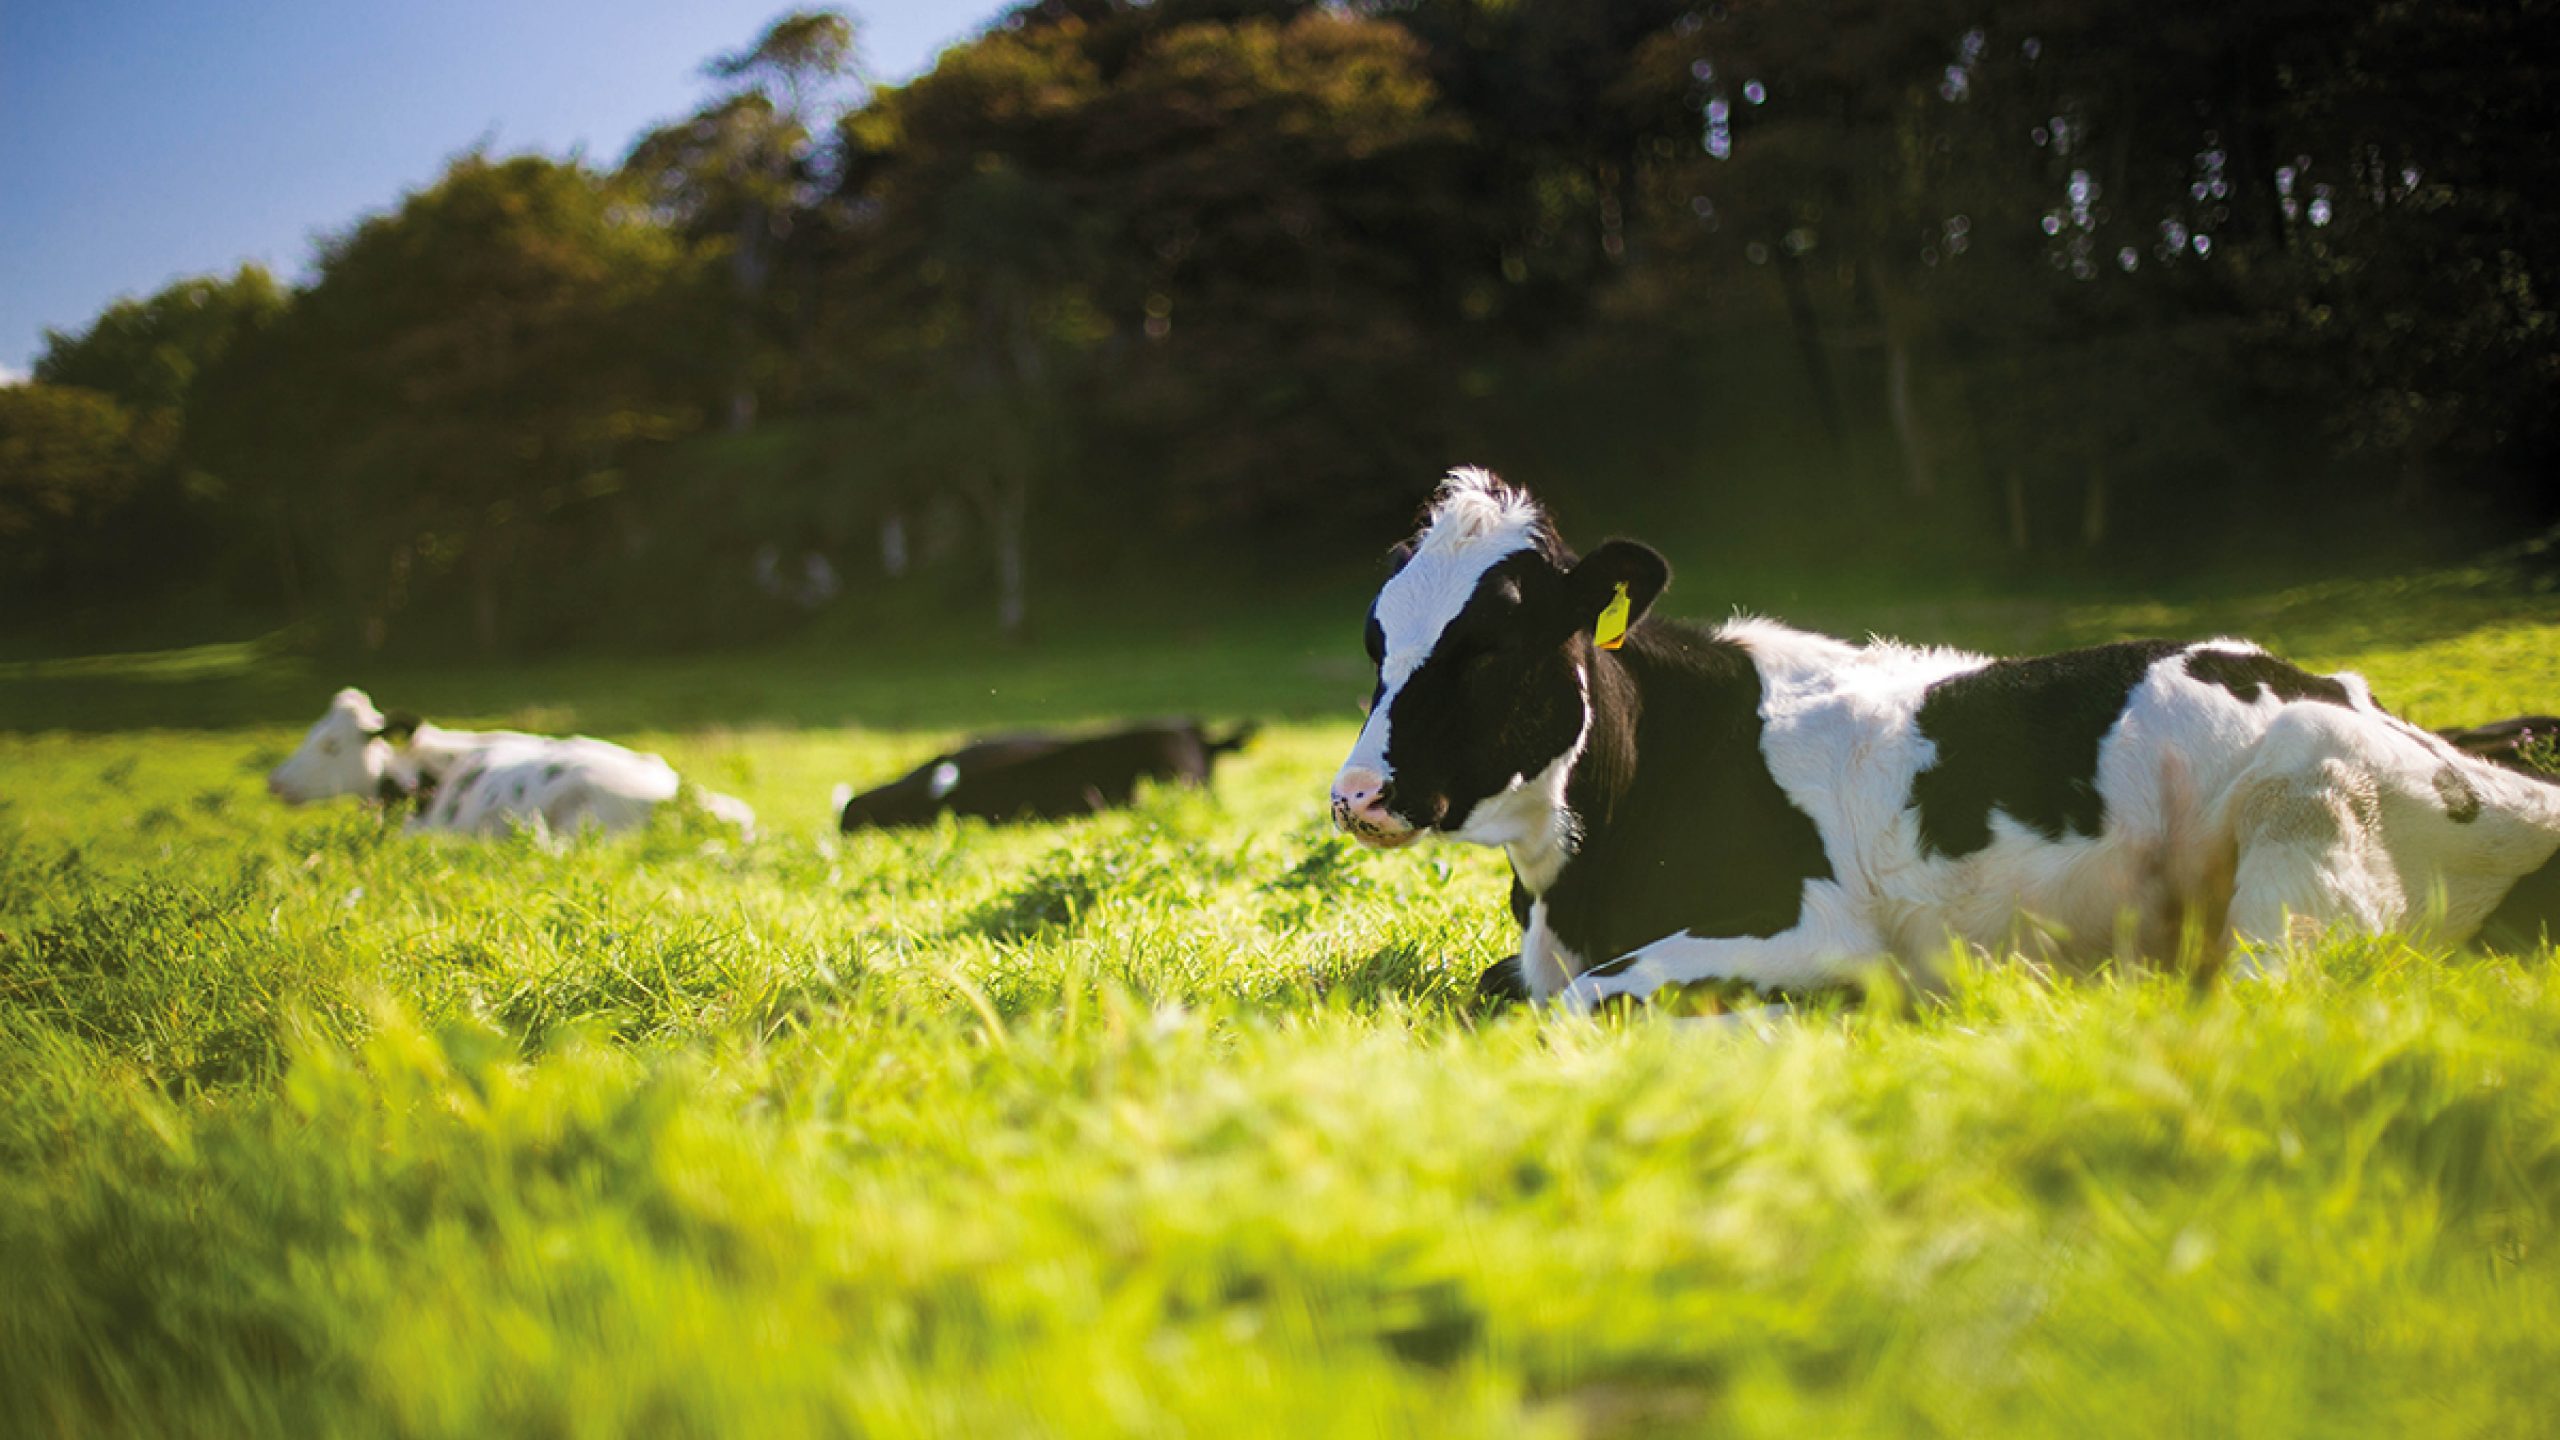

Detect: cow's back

[1745,632,2478,964]
[417,736,679,837]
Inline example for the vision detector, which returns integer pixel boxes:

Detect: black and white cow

[2440,716,2560,777]
[836,720,1256,829]
[1331,468,2560,1010]
[268,687,756,839]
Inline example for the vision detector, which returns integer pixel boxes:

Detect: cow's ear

[1385,538,1417,575]
[1563,539,1670,638]
[377,711,422,745]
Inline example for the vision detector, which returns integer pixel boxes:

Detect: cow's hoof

[1475,954,1529,1008]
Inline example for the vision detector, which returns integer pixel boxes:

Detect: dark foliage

[15,2,2559,649]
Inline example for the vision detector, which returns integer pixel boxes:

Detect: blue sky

[0,1,1014,378]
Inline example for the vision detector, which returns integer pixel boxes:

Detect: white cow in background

[266,687,755,839]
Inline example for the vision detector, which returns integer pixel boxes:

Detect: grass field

[4,555,2559,1437]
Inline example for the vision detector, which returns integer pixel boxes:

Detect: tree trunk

[1856,258,1934,498]
[1772,251,1844,448]
[727,204,771,432]
[472,546,502,654]
[269,501,304,616]
[989,482,1027,639]
[726,309,759,432]
[1884,317,1933,498]
[2397,431,2431,510]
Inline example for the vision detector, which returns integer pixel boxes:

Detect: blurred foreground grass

[2,556,2557,1436]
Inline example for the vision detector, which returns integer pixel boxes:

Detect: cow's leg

[1556,929,1866,1013]
[1555,884,1879,1013]
[1476,954,1529,1005]
[2221,753,2399,962]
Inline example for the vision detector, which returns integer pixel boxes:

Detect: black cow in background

[837,719,1257,829]
[2441,717,2560,778]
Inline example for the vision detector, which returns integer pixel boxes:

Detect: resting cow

[2439,716,2560,777]
[1330,468,2560,1010]
[836,720,1255,829]
[267,687,755,839]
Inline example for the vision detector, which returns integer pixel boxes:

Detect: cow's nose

[1330,767,1396,830]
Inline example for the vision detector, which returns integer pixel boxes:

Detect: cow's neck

[1554,642,1648,876]
[1485,643,1640,900]
[386,722,482,796]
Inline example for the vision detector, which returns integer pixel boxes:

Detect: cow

[1330,468,2560,1011]
[2439,716,2560,777]
[266,687,756,839]
[836,720,1256,830]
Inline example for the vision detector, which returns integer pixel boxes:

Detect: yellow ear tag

[1594,582,1632,651]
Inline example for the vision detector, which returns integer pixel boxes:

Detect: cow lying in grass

[836,720,1256,829]
[268,688,755,839]
[2440,716,2560,777]
[1331,468,2560,1011]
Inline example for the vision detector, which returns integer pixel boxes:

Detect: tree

[624,9,864,429]
[23,267,286,597]
[0,382,170,592]
[35,266,285,418]
[198,153,693,650]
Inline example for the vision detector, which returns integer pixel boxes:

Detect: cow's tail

[691,786,758,836]
[1206,722,1261,757]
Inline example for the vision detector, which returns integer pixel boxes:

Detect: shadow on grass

[0,621,1371,736]
[6,548,2548,735]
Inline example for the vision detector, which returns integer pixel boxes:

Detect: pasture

[5,558,2559,1437]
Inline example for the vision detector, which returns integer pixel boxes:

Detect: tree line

[7,0,2555,650]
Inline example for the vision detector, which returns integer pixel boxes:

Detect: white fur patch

[1338,469,1550,788]
[268,687,746,840]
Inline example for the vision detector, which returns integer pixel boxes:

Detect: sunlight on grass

[0,629,308,681]
[2,560,2557,1435]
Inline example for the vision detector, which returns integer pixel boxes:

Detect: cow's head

[267,687,421,805]
[1331,468,1667,849]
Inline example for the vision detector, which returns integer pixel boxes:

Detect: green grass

[3,558,2558,1437]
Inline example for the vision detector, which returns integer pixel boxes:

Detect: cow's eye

[321,740,339,755]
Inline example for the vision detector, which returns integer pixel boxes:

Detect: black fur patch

[1910,641,2186,858]
[2433,766,2483,824]
[2476,845,2560,952]
[2182,649,2354,708]
[1538,625,1835,963]
[1475,955,1529,1005]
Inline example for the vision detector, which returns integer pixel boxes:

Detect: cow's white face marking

[1333,468,1551,842]
[268,687,394,804]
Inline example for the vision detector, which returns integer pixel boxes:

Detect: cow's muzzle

[1331,767,1421,848]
